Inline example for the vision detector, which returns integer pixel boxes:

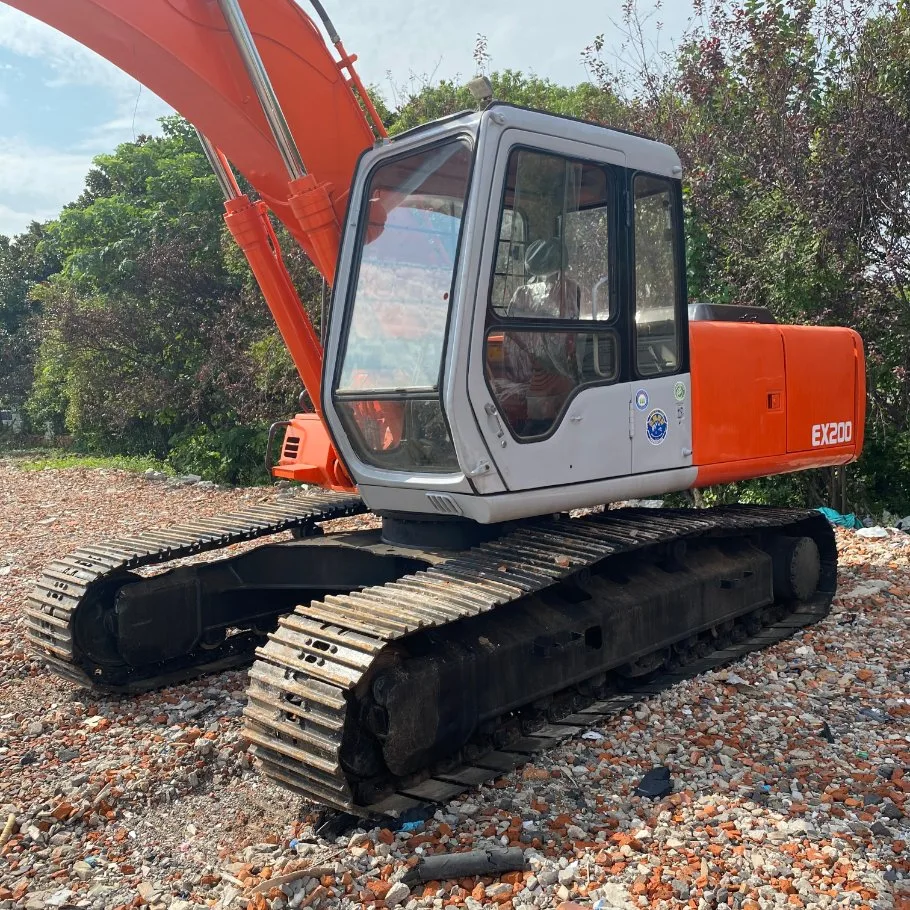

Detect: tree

[24,117,302,480]
[0,222,62,418]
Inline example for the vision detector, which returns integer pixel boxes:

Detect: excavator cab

[324,104,694,527]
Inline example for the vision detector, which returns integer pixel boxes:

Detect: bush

[167,424,271,486]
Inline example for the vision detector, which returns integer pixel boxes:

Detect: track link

[244,506,836,814]
[25,488,367,692]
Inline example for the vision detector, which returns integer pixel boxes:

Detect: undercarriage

[26,489,835,813]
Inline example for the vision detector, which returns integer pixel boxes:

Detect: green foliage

[14,451,171,474]
[167,424,271,486]
[7,116,300,482]
[387,71,624,135]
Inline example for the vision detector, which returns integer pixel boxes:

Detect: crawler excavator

[8,0,866,814]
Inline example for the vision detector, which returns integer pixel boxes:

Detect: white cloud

[0,201,59,237]
[0,8,173,232]
[0,7,171,134]
[0,136,95,234]
[72,96,173,152]
[0,8,133,96]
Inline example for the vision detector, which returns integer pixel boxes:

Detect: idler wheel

[770,535,821,602]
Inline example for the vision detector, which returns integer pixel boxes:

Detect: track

[25,488,367,691]
[243,506,836,814]
[25,493,835,814]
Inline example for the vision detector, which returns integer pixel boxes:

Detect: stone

[384,882,410,907]
[537,868,558,887]
[194,737,213,756]
[557,863,577,886]
[634,766,673,798]
[138,882,161,902]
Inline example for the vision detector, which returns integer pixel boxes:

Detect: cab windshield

[337,140,473,393]
[333,138,473,473]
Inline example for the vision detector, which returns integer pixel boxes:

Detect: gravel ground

[0,462,907,910]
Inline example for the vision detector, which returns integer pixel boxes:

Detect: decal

[674,381,687,402]
[677,405,685,420]
[812,421,853,447]
[634,389,649,411]
[646,408,668,445]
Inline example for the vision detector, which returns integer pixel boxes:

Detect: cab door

[467,131,633,492]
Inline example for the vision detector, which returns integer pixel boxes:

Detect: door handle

[484,403,507,448]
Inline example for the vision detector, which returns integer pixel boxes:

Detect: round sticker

[634,389,649,411]
[674,381,687,402]
[646,408,668,445]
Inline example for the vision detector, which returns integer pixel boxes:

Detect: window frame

[629,171,688,380]
[490,206,531,314]
[482,145,627,444]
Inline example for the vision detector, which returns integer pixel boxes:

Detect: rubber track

[244,506,834,814]
[25,488,367,691]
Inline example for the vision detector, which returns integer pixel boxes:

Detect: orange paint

[272,413,354,491]
[690,321,865,486]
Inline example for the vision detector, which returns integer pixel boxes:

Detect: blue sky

[0,0,694,237]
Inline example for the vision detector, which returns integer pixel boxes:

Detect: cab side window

[485,148,619,440]
[633,175,681,376]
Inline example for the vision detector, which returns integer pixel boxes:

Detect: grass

[4,449,172,475]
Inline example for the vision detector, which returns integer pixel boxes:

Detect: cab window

[485,148,618,440]
[633,175,681,376]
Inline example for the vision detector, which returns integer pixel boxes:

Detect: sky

[0,0,694,238]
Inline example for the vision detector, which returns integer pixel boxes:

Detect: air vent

[282,436,301,460]
[426,493,463,516]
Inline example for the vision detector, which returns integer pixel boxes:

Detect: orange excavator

[9,0,865,813]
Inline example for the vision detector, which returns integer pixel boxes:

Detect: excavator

[8,0,865,814]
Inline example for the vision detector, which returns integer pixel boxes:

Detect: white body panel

[630,373,693,474]
[359,466,698,524]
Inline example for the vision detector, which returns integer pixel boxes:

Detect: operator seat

[496,238,581,437]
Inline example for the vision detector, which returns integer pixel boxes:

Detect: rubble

[0,461,908,909]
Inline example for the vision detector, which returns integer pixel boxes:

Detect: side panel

[782,326,859,453]
[690,322,788,463]
[481,384,633,491]
[691,321,864,486]
[631,373,694,474]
